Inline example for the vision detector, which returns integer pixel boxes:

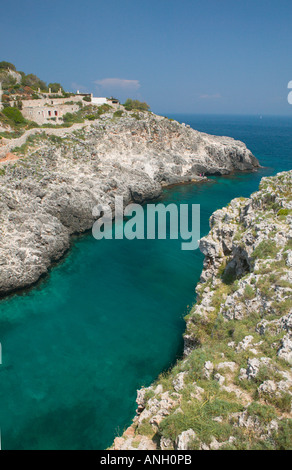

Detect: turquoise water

[0,115,291,449]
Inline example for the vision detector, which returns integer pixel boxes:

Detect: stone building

[22,102,81,125]
[0,82,3,111]
[20,95,88,125]
[3,86,120,125]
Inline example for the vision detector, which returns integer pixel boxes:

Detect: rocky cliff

[113,170,292,450]
[0,110,258,295]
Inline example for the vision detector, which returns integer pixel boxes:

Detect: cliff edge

[113,170,292,451]
[0,110,258,295]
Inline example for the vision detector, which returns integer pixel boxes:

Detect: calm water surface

[0,114,291,449]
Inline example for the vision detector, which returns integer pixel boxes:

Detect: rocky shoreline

[0,110,259,295]
[113,170,292,451]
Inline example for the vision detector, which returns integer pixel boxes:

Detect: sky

[1,0,292,115]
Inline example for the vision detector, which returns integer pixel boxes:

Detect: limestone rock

[0,111,259,295]
[239,357,271,381]
[214,373,225,385]
[172,372,186,392]
[160,437,173,450]
[277,334,292,364]
[203,361,214,379]
[175,429,196,450]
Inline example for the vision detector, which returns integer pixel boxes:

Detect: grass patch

[159,397,243,443]
[113,110,123,118]
[243,285,255,300]
[252,240,278,261]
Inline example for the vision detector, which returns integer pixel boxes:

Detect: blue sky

[1,0,292,115]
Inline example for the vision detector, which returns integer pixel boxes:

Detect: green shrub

[48,82,63,93]
[48,135,63,144]
[0,61,16,71]
[252,240,278,260]
[113,110,123,118]
[21,73,47,91]
[277,208,291,220]
[272,419,292,449]
[86,114,98,121]
[277,208,289,217]
[123,98,150,111]
[27,121,39,129]
[0,130,24,139]
[270,297,292,316]
[243,285,255,300]
[98,103,112,114]
[131,113,141,120]
[83,96,91,102]
[265,393,292,413]
[2,107,26,125]
[246,402,277,424]
[160,398,242,443]
[62,112,84,124]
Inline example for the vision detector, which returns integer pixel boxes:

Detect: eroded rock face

[175,429,196,450]
[277,334,292,364]
[0,111,259,295]
[188,171,292,329]
[112,171,292,451]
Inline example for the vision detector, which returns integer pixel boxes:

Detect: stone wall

[20,95,86,108]
[22,103,81,125]
[0,83,3,112]
[7,94,88,125]
[0,121,89,158]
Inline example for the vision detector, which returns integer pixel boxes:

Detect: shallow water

[0,114,291,449]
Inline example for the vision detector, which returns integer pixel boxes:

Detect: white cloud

[94,78,141,90]
[199,93,222,100]
[71,82,88,93]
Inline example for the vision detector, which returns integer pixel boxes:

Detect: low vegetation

[113,171,292,450]
[123,98,150,112]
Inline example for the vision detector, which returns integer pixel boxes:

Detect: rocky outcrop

[5,69,21,83]
[113,171,292,450]
[0,68,22,87]
[0,110,259,295]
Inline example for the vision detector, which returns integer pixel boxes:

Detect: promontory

[0,108,259,295]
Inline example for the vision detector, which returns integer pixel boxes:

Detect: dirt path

[0,121,92,163]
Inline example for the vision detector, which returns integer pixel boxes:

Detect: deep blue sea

[0,115,291,449]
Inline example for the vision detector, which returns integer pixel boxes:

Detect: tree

[48,82,64,93]
[21,73,47,91]
[123,98,150,112]
[0,71,17,89]
[2,107,26,124]
[0,61,16,71]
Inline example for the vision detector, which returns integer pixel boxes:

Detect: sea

[0,114,291,449]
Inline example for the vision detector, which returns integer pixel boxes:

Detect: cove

[0,115,291,450]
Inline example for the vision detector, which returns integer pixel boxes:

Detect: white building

[91,97,108,106]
